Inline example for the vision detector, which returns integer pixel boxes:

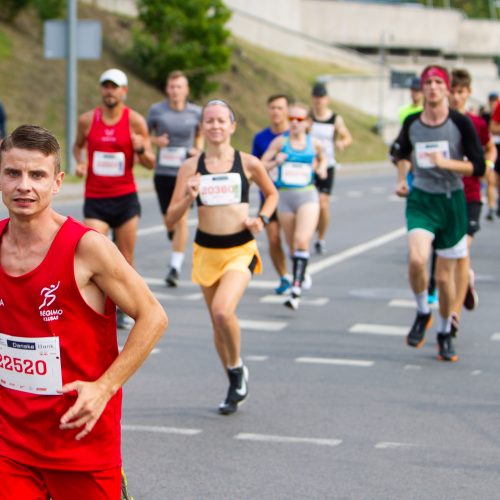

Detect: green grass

[0,5,387,171]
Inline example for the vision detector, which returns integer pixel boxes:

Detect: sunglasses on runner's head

[288,115,307,122]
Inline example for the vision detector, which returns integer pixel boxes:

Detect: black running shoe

[121,468,134,500]
[436,332,458,362]
[407,311,432,348]
[165,267,179,287]
[218,365,249,415]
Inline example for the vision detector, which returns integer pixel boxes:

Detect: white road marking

[471,370,482,376]
[375,442,418,449]
[388,195,404,202]
[234,433,342,447]
[296,357,374,367]
[490,333,500,341]
[259,295,329,306]
[404,364,422,370]
[240,319,287,331]
[245,355,269,362]
[122,424,201,436]
[307,227,406,275]
[349,323,407,336]
[370,186,386,193]
[346,190,363,197]
[389,299,438,310]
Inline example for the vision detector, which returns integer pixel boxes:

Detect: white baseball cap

[99,68,128,87]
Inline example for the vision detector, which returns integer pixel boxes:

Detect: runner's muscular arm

[165,158,199,227]
[334,115,353,151]
[261,136,287,170]
[130,111,155,169]
[242,153,278,234]
[59,232,168,440]
[72,112,92,177]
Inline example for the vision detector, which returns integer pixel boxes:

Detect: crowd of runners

[0,63,497,498]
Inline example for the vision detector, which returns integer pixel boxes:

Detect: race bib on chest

[93,151,125,177]
[158,147,187,168]
[199,173,242,206]
[281,162,313,187]
[415,141,450,169]
[0,333,62,395]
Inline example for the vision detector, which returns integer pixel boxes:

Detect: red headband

[420,67,450,90]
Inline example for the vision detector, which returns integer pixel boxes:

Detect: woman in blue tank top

[262,103,327,310]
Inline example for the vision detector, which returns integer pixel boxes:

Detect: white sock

[170,252,184,271]
[415,291,430,314]
[439,315,452,334]
[228,358,243,370]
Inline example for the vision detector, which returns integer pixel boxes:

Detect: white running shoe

[302,273,312,290]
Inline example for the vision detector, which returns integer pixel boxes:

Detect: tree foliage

[0,0,64,22]
[131,0,232,99]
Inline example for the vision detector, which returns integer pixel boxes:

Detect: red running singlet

[0,217,122,471]
[85,106,136,199]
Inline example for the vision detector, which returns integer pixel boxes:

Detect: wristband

[486,159,494,170]
[134,146,145,155]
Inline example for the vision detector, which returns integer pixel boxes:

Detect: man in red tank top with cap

[0,125,167,499]
[73,68,155,329]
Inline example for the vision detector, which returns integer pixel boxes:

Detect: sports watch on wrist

[259,213,270,226]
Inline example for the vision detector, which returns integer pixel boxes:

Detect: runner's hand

[58,380,114,440]
[156,133,169,148]
[395,180,409,197]
[245,217,264,234]
[186,173,201,200]
[75,162,87,177]
[316,166,328,180]
[275,152,287,165]
[131,132,145,153]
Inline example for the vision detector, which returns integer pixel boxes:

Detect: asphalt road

[3,164,500,499]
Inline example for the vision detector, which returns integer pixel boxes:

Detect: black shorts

[494,144,500,174]
[315,166,335,195]
[154,174,177,214]
[84,192,141,229]
[467,201,482,237]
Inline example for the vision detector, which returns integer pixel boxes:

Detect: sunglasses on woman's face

[288,115,306,122]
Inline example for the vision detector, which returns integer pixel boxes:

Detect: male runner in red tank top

[0,125,167,499]
[73,68,155,329]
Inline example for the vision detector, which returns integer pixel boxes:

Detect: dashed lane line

[296,357,374,367]
[122,424,202,436]
[260,295,329,306]
[307,227,406,275]
[375,442,419,450]
[349,323,407,336]
[245,355,269,361]
[234,433,342,447]
[388,299,438,310]
[239,319,287,331]
[490,333,500,341]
